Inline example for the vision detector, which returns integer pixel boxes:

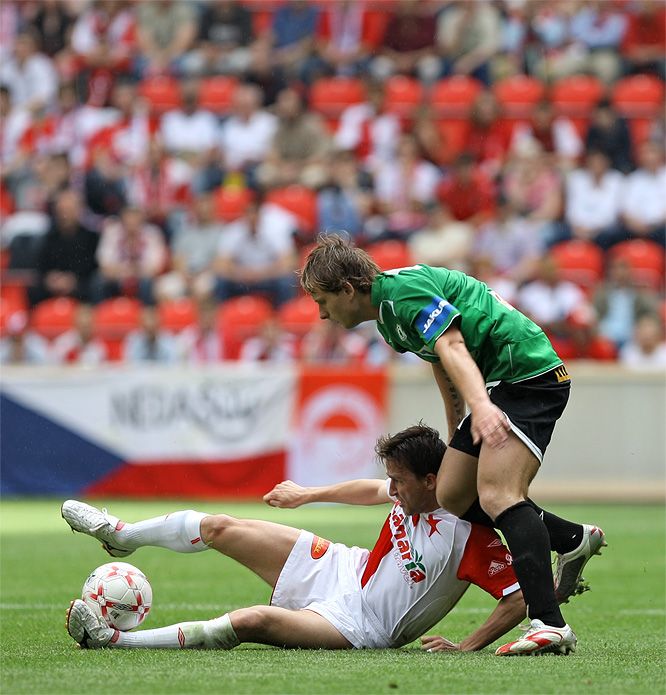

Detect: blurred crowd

[1,0,665,369]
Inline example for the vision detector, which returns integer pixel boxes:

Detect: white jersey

[272,482,519,649]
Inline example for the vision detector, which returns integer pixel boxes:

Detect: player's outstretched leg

[65,599,240,650]
[554,524,607,603]
[61,500,209,557]
[495,620,577,656]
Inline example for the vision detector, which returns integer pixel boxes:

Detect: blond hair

[299,234,380,294]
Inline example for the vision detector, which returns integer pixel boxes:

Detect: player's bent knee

[229,606,269,639]
[478,489,521,521]
[200,514,239,545]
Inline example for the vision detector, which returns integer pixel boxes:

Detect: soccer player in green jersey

[300,234,606,656]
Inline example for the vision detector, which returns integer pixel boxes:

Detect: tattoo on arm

[444,372,466,426]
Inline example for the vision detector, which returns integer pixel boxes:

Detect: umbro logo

[487,538,503,548]
[488,560,507,576]
[396,324,407,341]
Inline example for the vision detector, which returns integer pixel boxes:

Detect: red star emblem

[426,514,441,537]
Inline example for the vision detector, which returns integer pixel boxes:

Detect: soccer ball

[81,562,152,631]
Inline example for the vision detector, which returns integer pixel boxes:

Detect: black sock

[464,499,584,555]
[495,501,565,627]
[526,499,584,554]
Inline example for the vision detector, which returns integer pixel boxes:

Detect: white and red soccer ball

[81,562,152,631]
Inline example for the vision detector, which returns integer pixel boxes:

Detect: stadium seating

[607,239,665,291]
[157,298,199,333]
[93,297,142,360]
[430,76,484,117]
[310,77,366,131]
[30,297,78,339]
[493,75,546,119]
[277,295,320,335]
[199,76,239,115]
[138,77,182,116]
[550,74,605,135]
[266,185,318,235]
[367,240,414,271]
[550,240,605,292]
[214,186,254,222]
[0,297,26,335]
[217,295,274,359]
[384,76,424,120]
[611,74,665,150]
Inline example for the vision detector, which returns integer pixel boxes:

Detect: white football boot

[61,500,133,557]
[555,524,607,603]
[66,599,115,649]
[495,619,577,656]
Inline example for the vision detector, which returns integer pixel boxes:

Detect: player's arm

[421,589,526,653]
[263,479,391,509]
[434,327,510,449]
[431,362,466,443]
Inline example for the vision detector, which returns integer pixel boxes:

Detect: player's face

[385,460,436,516]
[309,285,362,329]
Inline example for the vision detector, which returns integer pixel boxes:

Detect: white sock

[114,510,209,553]
[112,614,240,650]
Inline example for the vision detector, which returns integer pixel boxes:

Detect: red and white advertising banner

[287,366,389,487]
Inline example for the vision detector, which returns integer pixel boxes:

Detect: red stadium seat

[138,77,182,116]
[430,76,484,117]
[493,75,546,119]
[158,298,198,333]
[550,74,605,135]
[218,295,274,359]
[608,240,665,291]
[30,297,78,339]
[0,297,27,336]
[436,120,472,164]
[277,295,320,336]
[550,240,604,291]
[367,240,414,272]
[266,185,317,235]
[384,76,424,120]
[199,76,238,115]
[612,75,665,118]
[214,186,254,222]
[94,297,142,360]
[310,78,366,119]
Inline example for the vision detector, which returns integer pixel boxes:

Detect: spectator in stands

[621,0,666,80]
[585,99,634,174]
[511,100,583,171]
[436,152,496,229]
[301,320,367,364]
[437,0,501,85]
[258,86,330,188]
[563,149,624,247]
[408,201,474,272]
[30,189,98,306]
[501,142,563,246]
[70,0,136,107]
[0,310,50,365]
[213,196,298,308]
[555,302,617,362]
[334,80,401,172]
[494,0,529,80]
[618,140,666,248]
[569,0,627,84]
[84,146,128,219]
[310,0,379,80]
[185,0,254,77]
[374,133,440,239]
[412,106,451,168]
[473,196,543,285]
[239,317,295,363]
[371,0,439,84]
[32,0,75,60]
[177,298,224,364]
[123,305,178,363]
[0,29,59,114]
[269,0,319,82]
[134,0,197,78]
[160,78,221,195]
[0,84,30,177]
[155,192,223,302]
[219,83,277,182]
[93,205,168,305]
[52,303,108,365]
[619,314,666,370]
[317,149,373,241]
[464,91,511,180]
[245,38,288,108]
[594,256,660,350]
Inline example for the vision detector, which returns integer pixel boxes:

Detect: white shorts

[270,530,392,649]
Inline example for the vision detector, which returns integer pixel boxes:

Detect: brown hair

[299,234,380,295]
[375,422,446,479]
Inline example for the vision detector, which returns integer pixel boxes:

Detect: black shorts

[449,366,571,463]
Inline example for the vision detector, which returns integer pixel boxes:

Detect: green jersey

[370,265,562,384]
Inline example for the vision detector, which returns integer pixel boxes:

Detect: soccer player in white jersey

[64,424,546,653]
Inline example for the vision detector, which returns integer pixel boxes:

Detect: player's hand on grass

[470,401,510,449]
[263,480,309,508]
[420,635,460,652]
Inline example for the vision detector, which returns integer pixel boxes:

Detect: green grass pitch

[1,500,664,694]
